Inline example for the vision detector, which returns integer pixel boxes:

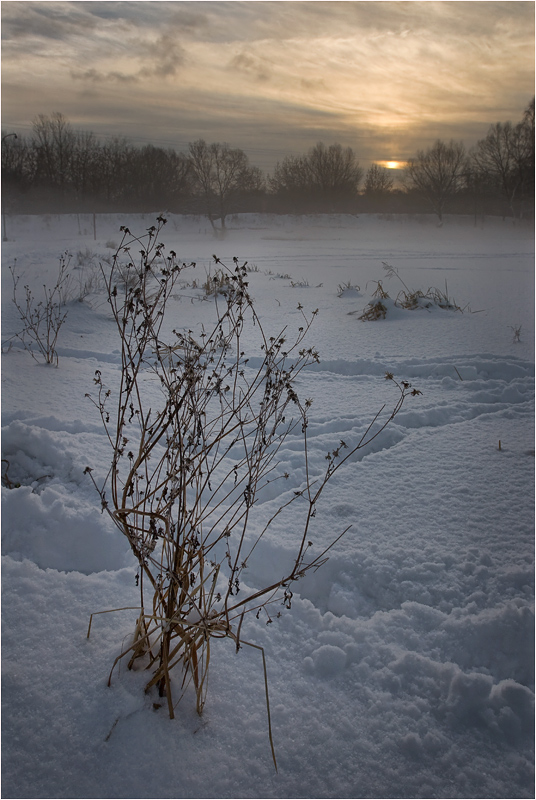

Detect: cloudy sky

[1,1,534,172]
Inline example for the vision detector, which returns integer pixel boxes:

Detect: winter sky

[1,1,534,171]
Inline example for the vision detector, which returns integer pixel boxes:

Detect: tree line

[2,99,533,225]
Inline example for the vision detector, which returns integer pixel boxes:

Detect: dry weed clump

[383,262,463,312]
[202,267,235,297]
[356,280,389,320]
[85,217,419,766]
[357,262,464,321]
[1,460,20,489]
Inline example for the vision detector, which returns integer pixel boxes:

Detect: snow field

[1,213,534,798]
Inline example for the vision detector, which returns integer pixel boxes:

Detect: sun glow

[376,160,406,170]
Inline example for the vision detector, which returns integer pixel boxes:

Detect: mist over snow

[2,212,534,799]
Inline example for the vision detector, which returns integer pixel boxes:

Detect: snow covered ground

[2,212,534,799]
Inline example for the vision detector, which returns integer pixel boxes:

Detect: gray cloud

[1,1,97,41]
[228,51,272,82]
[138,34,186,78]
[301,78,329,92]
[156,1,535,44]
[4,1,534,44]
[167,6,211,33]
[70,68,139,85]
[67,27,186,85]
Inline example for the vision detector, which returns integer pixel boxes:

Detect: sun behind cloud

[376,160,407,169]
[1,2,533,171]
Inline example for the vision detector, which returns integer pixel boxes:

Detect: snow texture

[2,212,534,799]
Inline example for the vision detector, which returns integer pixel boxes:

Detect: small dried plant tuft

[509,325,522,343]
[337,281,360,297]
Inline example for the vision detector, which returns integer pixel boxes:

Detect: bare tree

[270,142,362,212]
[307,142,363,208]
[32,112,76,194]
[404,139,468,223]
[98,136,133,205]
[269,154,311,211]
[363,164,394,210]
[71,130,100,202]
[519,97,535,211]
[188,140,264,229]
[124,145,193,211]
[364,164,394,195]
[471,98,534,219]
[2,132,33,196]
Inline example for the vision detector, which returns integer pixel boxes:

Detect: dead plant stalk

[9,254,71,365]
[85,217,420,762]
